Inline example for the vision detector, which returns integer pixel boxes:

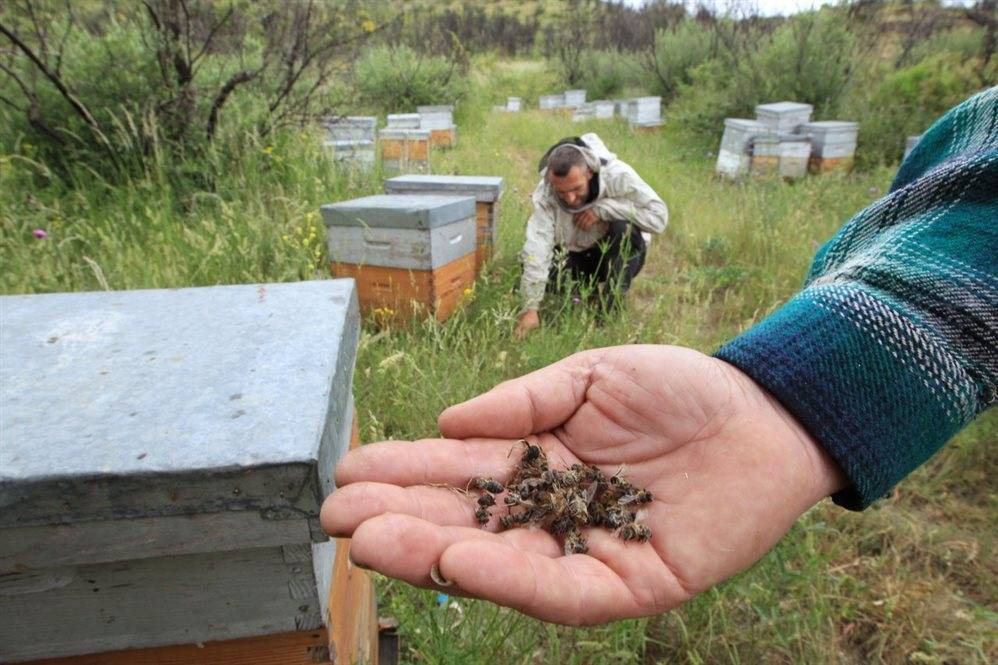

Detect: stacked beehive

[322,116,376,170]
[804,121,859,173]
[417,105,457,149]
[380,123,431,175]
[384,175,504,274]
[754,102,813,179]
[715,118,768,179]
[0,281,375,664]
[507,97,522,112]
[322,195,477,323]
[629,96,663,133]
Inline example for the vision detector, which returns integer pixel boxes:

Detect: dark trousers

[548,220,647,312]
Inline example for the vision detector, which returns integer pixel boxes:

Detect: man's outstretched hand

[320,345,845,626]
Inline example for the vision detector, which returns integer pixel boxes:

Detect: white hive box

[592,100,614,119]
[321,194,477,322]
[563,90,587,108]
[0,281,361,662]
[755,101,813,133]
[384,174,504,273]
[630,97,662,124]
[571,104,595,123]
[716,118,769,179]
[507,97,521,112]
[324,139,376,171]
[805,120,859,173]
[539,94,564,110]
[386,113,421,129]
[379,128,431,175]
[322,116,377,142]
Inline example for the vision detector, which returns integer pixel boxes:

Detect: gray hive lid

[0,280,359,531]
[325,139,374,148]
[756,101,813,116]
[805,120,858,131]
[724,118,766,131]
[384,175,504,202]
[321,194,476,229]
[379,128,430,140]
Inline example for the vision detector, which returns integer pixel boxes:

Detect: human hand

[515,309,540,340]
[573,208,600,232]
[320,345,845,625]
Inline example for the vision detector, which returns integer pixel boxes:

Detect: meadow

[1,57,994,663]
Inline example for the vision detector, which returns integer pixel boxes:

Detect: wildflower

[33,229,48,239]
[262,146,274,155]
[361,19,375,32]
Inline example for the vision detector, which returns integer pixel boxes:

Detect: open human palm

[321,345,844,625]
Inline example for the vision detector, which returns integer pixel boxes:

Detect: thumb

[438,350,602,439]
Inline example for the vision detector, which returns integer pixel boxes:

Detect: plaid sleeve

[715,86,998,510]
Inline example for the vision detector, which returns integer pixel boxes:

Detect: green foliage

[573,50,645,99]
[670,11,859,138]
[353,44,469,112]
[849,52,991,167]
[644,21,715,100]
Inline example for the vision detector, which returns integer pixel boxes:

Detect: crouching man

[516,133,669,339]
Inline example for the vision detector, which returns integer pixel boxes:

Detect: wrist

[715,359,848,506]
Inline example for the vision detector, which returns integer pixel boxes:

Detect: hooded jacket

[519,133,668,311]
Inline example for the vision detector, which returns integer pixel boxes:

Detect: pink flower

[33,229,48,239]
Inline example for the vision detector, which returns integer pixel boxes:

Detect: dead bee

[564,528,589,555]
[477,493,496,507]
[615,522,652,542]
[470,477,504,494]
[619,489,653,505]
[604,508,630,529]
[522,442,542,464]
[475,506,491,525]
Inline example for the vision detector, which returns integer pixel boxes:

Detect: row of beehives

[1,278,377,662]
[322,174,505,325]
[715,101,859,180]
[535,89,663,132]
[321,105,457,174]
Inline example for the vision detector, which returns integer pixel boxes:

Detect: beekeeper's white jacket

[519,133,668,311]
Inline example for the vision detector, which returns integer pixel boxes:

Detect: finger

[347,514,563,588]
[322,482,482,537]
[334,438,522,488]
[438,350,605,439]
[439,539,644,625]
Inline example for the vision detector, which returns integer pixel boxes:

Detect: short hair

[547,145,587,177]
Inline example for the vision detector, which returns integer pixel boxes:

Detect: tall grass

[1,59,994,665]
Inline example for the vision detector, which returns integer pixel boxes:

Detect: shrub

[353,44,468,112]
[642,21,715,101]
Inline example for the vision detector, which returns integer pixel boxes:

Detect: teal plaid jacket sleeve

[715,86,997,510]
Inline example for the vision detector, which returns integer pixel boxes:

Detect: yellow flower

[262,146,274,155]
[361,19,375,32]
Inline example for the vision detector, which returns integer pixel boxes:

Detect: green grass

[1,62,994,665]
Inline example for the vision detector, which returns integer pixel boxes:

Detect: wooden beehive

[805,121,859,173]
[0,281,374,664]
[385,113,421,129]
[755,101,813,133]
[321,194,477,323]
[716,118,768,179]
[777,134,812,179]
[384,175,504,274]
[750,134,780,176]
[417,105,457,149]
[379,128,430,175]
